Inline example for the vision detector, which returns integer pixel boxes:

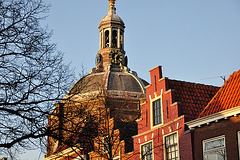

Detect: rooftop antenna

[200,75,230,83]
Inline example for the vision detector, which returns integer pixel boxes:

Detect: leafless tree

[45,79,140,160]
[0,0,75,157]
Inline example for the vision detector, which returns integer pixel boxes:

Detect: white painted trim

[186,106,240,129]
[132,115,185,138]
[150,96,163,129]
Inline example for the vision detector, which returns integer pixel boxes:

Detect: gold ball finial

[108,0,116,7]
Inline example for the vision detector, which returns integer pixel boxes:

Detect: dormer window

[152,98,162,126]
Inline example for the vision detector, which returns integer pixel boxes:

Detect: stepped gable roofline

[198,70,240,118]
[167,78,220,121]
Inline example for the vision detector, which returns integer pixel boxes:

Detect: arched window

[112,30,117,48]
[105,30,109,48]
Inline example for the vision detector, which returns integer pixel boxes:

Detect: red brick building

[129,66,219,160]
[186,70,240,160]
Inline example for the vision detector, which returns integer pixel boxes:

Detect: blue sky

[41,0,240,87]
[19,0,240,159]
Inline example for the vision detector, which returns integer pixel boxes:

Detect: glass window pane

[141,142,153,160]
[205,138,224,151]
[165,133,178,160]
[203,136,226,160]
[153,99,162,126]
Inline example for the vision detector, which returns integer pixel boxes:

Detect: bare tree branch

[0,0,75,156]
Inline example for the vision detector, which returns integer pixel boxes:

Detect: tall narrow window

[120,31,123,49]
[153,99,162,126]
[105,30,109,48]
[141,141,153,160]
[203,136,226,160]
[165,133,178,160]
[112,30,117,48]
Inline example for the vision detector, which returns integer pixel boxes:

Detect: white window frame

[163,132,179,160]
[140,140,154,160]
[238,131,240,159]
[203,135,227,160]
[151,96,163,128]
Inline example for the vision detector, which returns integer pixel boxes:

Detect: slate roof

[198,70,240,118]
[68,71,147,95]
[167,79,220,121]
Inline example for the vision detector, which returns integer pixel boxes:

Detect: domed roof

[66,71,148,101]
[99,11,124,27]
[99,0,125,28]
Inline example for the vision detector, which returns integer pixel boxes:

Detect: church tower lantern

[95,0,127,72]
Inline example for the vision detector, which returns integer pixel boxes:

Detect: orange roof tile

[198,70,240,118]
[168,79,219,121]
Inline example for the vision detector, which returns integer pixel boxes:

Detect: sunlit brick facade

[129,66,219,160]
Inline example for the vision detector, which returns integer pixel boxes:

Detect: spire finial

[108,0,116,7]
[108,0,116,14]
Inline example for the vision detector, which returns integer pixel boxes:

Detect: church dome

[66,70,148,101]
[64,0,147,102]
[99,0,125,29]
[99,11,124,27]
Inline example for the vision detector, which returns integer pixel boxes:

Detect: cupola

[95,0,127,72]
[66,0,149,102]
